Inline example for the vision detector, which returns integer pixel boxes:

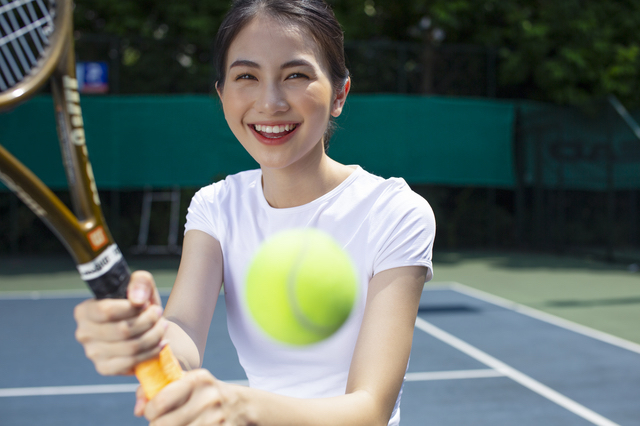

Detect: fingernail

[133,398,143,416]
[155,305,164,317]
[159,339,169,348]
[130,285,149,304]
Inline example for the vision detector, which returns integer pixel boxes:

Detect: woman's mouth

[252,124,298,139]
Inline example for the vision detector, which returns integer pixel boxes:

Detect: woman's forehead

[227,16,323,65]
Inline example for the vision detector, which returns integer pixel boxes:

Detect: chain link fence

[71,34,497,97]
[2,34,639,262]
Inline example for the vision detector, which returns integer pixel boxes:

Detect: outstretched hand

[136,370,250,426]
[74,271,168,376]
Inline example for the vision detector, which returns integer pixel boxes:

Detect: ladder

[131,186,182,255]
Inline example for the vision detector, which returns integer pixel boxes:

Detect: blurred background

[1,0,639,265]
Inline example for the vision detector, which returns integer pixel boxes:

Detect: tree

[73,0,640,107]
[330,0,640,107]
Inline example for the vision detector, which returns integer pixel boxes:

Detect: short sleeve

[184,184,221,241]
[372,187,436,281]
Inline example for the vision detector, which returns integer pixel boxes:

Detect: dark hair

[214,0,349,146]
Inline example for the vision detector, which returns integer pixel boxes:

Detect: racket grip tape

[135,345,185,400]
[77,244,130,299]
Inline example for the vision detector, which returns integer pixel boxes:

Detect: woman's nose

[256,82,289,115]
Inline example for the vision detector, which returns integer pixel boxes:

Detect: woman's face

[217,16,347,172]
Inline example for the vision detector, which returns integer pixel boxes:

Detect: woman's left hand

[136,369,251,426]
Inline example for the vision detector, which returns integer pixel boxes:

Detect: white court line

[0,288,174,300]
[444,282,640,355]
[0,384,139,397]
[406,369,504,381]
[0,289,91,300]
[0,372,500,398]
[0,380,250,398]
[415,317,619,426]
[0,371,505,398]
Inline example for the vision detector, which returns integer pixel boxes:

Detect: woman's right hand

[73,270,168,376]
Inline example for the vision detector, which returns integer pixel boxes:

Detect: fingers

[145,370,224,426]
[73,271,167,376]
[128,270,162,307]
[134,386,149,417]
[76,304,164,343]
[74,298,142,324]
[79,315,169,376]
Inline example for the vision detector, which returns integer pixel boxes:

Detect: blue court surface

[1,284,639,425]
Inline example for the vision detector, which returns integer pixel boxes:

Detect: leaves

[73,0,640,107]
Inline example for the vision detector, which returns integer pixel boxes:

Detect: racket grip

[135,345,185,400]
[79,244,184,398]
[79,245,130,299]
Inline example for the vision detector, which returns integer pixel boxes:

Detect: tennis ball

[245,228,358,346]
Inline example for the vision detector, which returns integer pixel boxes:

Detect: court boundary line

[415,316,619,426]
[0,288,174,300]
[0,370,502,398]
[437,282,640,355]
[0,380,249,398]
[405,369,504,381]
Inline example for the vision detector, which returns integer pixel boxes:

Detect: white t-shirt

[184,166,435,425]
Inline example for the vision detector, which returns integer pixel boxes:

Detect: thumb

[127,271,159,307]
[133,385,148,417]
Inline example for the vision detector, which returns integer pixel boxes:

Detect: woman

[74,1,435,424]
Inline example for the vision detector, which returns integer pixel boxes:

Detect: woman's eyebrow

[281,59,314,69]
[229,59,260,69]
[229,58,314,70]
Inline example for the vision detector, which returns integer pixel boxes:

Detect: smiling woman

[72,1,436,426]
[215,14,348,182]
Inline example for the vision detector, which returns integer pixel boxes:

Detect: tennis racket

[0,0,182,399]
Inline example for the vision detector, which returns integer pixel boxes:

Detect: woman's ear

[215,81,223,100]
[330,77,351,118]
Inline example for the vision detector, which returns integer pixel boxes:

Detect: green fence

[1,94,639,256]
[0,94,517,189]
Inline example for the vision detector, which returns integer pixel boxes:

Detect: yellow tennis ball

[245,228,358,345]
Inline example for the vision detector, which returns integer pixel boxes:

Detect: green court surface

[1,250,639,345]
[429,251,640,345]
[0,256,180,294]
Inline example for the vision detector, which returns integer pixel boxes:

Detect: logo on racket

[62,76,101,207]
[87,226,108,251]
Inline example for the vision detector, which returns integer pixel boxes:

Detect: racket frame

[0,0,126,296]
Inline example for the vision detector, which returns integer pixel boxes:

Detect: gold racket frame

[0,0,114,264]
[0,0,72,110]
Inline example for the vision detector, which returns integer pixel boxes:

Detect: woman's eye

[235,73,256,81]
[287,72,308,80]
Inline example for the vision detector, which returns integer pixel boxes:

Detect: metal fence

[514,100,640,261]
[2,34,639,261]
[72,34,497,97]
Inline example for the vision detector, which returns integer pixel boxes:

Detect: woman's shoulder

[194,169,262,201]
[352,167,432,211]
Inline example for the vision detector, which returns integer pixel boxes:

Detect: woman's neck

[261,149,354,209]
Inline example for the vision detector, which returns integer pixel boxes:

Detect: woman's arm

[143,265,427,426]
[163,230,224,371]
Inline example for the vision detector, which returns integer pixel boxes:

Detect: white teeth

[254,124,295,133]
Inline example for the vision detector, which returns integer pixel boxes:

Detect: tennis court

[1,252,639,425]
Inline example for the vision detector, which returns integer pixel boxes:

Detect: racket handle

[77,244,184,398]
[78,245,130,299]
[135,345,185,400]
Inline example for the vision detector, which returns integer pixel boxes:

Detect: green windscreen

[0,94,517,189]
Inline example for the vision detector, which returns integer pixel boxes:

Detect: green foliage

[331,0,640,106]
[74,0,228,41]
[73,0,640,106]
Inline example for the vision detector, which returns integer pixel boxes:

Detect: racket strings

[0,0,54,91]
